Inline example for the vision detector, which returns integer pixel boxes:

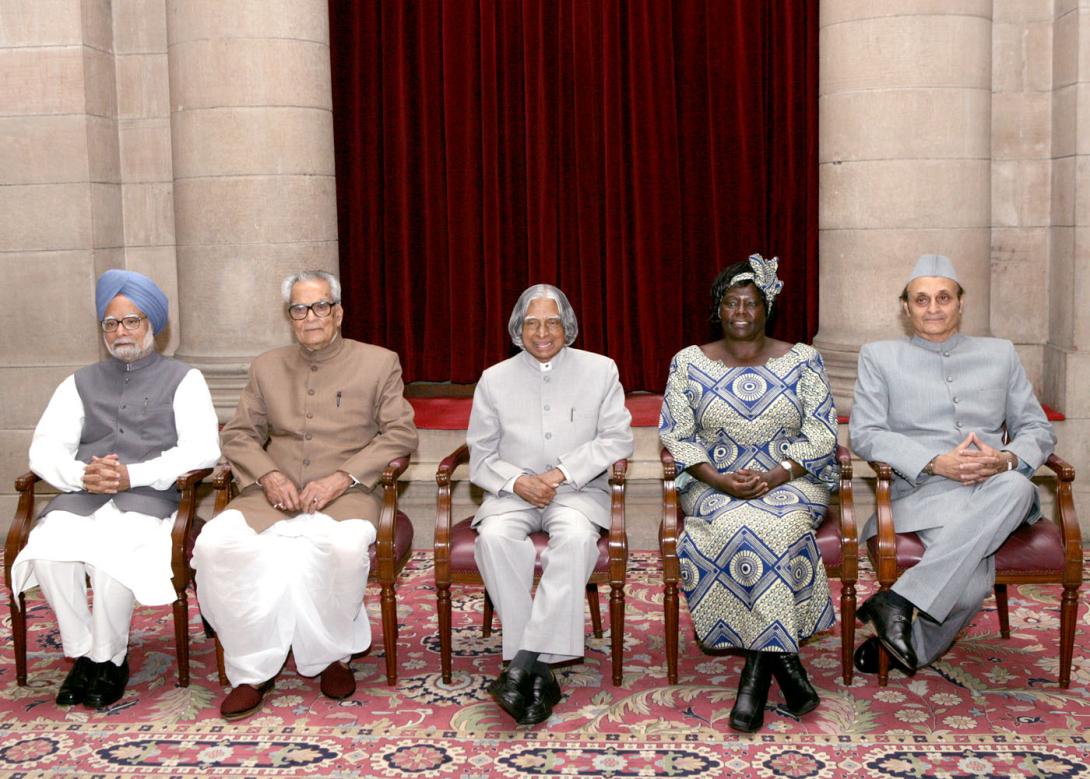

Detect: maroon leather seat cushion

[663,508,844,570]
[448,517,611,576]
[367,511,414,573]
[865,518,1065,574]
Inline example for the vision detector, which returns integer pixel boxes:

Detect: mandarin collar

[112,350,162,373]
[519,345,568,372]
[298,332,346,363]
[909,332,964,353]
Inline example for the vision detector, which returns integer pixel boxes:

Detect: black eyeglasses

[287,300,337,320]
[101,315,147,332]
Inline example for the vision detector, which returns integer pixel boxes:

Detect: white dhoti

[10,502,177,664]
[192,510,376,686]
[474,505,599,664]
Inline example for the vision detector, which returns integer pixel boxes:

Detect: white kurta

[11,369,221,606]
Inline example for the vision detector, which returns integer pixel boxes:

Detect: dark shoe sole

[486,679,527,722]
[856,601,918,674]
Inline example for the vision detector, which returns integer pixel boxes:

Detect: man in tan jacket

[193,270,417,721]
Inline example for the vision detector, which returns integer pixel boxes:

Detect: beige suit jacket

[221,335,418,533]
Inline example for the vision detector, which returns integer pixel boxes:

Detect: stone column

[0,0,122,488]
[166,0,340,416]
[1045,0,1090,516]
[814,1,993,410]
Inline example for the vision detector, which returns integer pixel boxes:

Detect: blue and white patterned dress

[659,344,838,652]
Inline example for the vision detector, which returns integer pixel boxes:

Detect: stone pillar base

[174,354,250,421]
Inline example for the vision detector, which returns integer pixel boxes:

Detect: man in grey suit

[468,284,634,725]
[850,254,1054,676]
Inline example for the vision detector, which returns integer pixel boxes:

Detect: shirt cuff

[556,464,572,484]
[501,474,521,496]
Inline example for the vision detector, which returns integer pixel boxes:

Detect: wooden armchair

[205,456,414,686]
[660,445,858,683]
[5,467,213,687]
[866,454,1082,687]
[434,444,629,685]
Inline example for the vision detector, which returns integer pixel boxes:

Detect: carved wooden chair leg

[438,582,453,684]
[609,582,625,685]
[994,583,1011,638]
[587,583,603,638]
[10,594,28,686]
[380,582,399,685]
[482,591,495,637]
[172,595,190,687]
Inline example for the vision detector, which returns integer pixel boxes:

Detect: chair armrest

[1042,454,1082,582]
[608,459,628,585]
[170,468,213,591]
[211,463,235,515]
[834,445,858,579]
[867,460,899,585]
[374,456,409,582]
[5,472,42,594]
[660,448,680,584]
[434,444,470,573]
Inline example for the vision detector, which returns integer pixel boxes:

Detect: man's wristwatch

[923,457,936,476]
[779,460,796,478]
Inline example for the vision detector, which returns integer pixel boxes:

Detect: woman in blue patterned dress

[659,255,839,732]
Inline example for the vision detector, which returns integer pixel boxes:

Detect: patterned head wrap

[729,254,784,313]
[95,269,169,333]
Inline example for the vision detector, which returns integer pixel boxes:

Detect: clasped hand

[261,470,352,514]
[717,467,789,499]
[930,432,1012,485]
[82,454,130,494]
[513,468,565,508]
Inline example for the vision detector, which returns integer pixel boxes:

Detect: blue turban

[95,270,169,333]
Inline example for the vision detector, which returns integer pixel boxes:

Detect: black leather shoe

[857,590,918,673]
[770,653,819,717]
[518,666,562,726]
[729,652,773,733]
[83,657,129,709]
[486,665,533,722]
[853,636,916,676]
[56,657,100,706]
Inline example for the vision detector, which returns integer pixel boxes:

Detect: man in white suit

[850,254,1054,676]
[467,284,634,725]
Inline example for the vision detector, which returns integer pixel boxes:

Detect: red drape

[329,0,818,391]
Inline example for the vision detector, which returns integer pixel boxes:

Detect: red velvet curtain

[329,0,818,390]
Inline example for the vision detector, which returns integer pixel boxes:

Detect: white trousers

[11,502,176,665]
[474,505,599,664]
[33,561,133,665]
[192,510,376,686]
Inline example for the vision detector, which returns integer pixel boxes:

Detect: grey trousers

[474,505,599,664]
[891,471,1037,667]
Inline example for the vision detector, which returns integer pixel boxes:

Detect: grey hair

[507,284,579,348]
[281,270,342,304]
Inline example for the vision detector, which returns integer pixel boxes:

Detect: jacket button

[306,413,313,419]
[544,404,550,411]
[946,376,953,383]
[303,458,311,466]
[310,365,318,372]
[308,389,315,395]
[545,432,552,439]
[305,433,313,440]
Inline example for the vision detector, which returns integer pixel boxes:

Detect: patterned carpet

[1,551,1087,778]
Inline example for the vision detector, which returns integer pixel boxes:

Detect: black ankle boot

[770,653,819,717]
[729,651,773,733]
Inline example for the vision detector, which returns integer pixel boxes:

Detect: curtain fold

[329,0,818,390]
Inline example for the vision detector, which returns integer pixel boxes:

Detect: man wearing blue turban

[10,270,220,709]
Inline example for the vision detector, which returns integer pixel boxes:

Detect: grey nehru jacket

[42,351,191,519]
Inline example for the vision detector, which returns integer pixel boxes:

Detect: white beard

[107,328,156,363]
